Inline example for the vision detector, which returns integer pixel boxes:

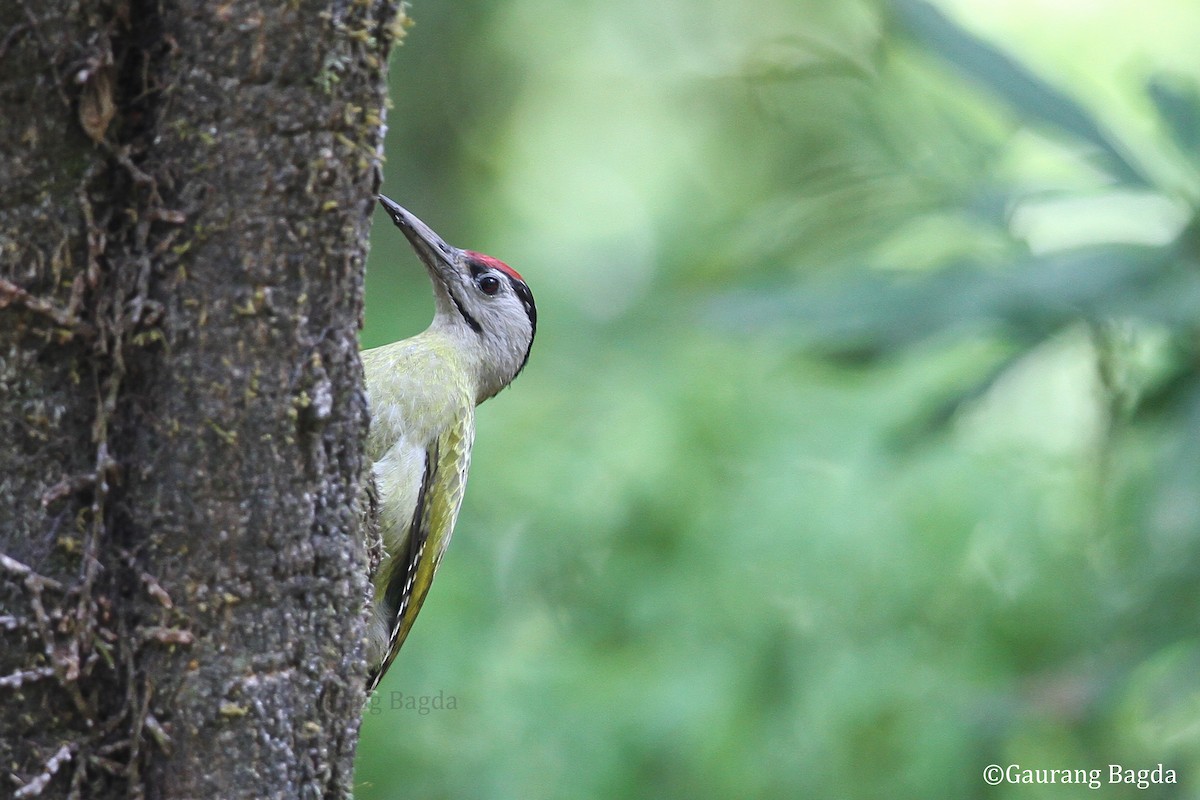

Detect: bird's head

[379,196,536,401]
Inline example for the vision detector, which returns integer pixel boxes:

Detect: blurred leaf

[1147,74,1200,160]
[715,243,1184,357]
[890,0,1150,187]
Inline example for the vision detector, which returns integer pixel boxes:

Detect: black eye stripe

[449,290,483,334]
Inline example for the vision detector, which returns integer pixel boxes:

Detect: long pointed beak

[378,196,460,283]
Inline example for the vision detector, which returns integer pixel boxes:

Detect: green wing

[368,412,472,690]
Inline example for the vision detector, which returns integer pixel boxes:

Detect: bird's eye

[477,275,501,296]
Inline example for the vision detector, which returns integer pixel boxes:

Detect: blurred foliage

[357,0,1200,797]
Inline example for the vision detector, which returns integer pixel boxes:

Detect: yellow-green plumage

[364,197,536,692]
[363,332,475,684]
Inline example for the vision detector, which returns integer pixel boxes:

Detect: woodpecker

[362,196,536,692]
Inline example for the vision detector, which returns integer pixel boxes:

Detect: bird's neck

[424,316,510,405]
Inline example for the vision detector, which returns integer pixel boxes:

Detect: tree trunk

[0,1,400,797]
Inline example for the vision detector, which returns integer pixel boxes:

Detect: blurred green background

[355,0,1200,797]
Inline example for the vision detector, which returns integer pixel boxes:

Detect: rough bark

[0,1,401,797]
